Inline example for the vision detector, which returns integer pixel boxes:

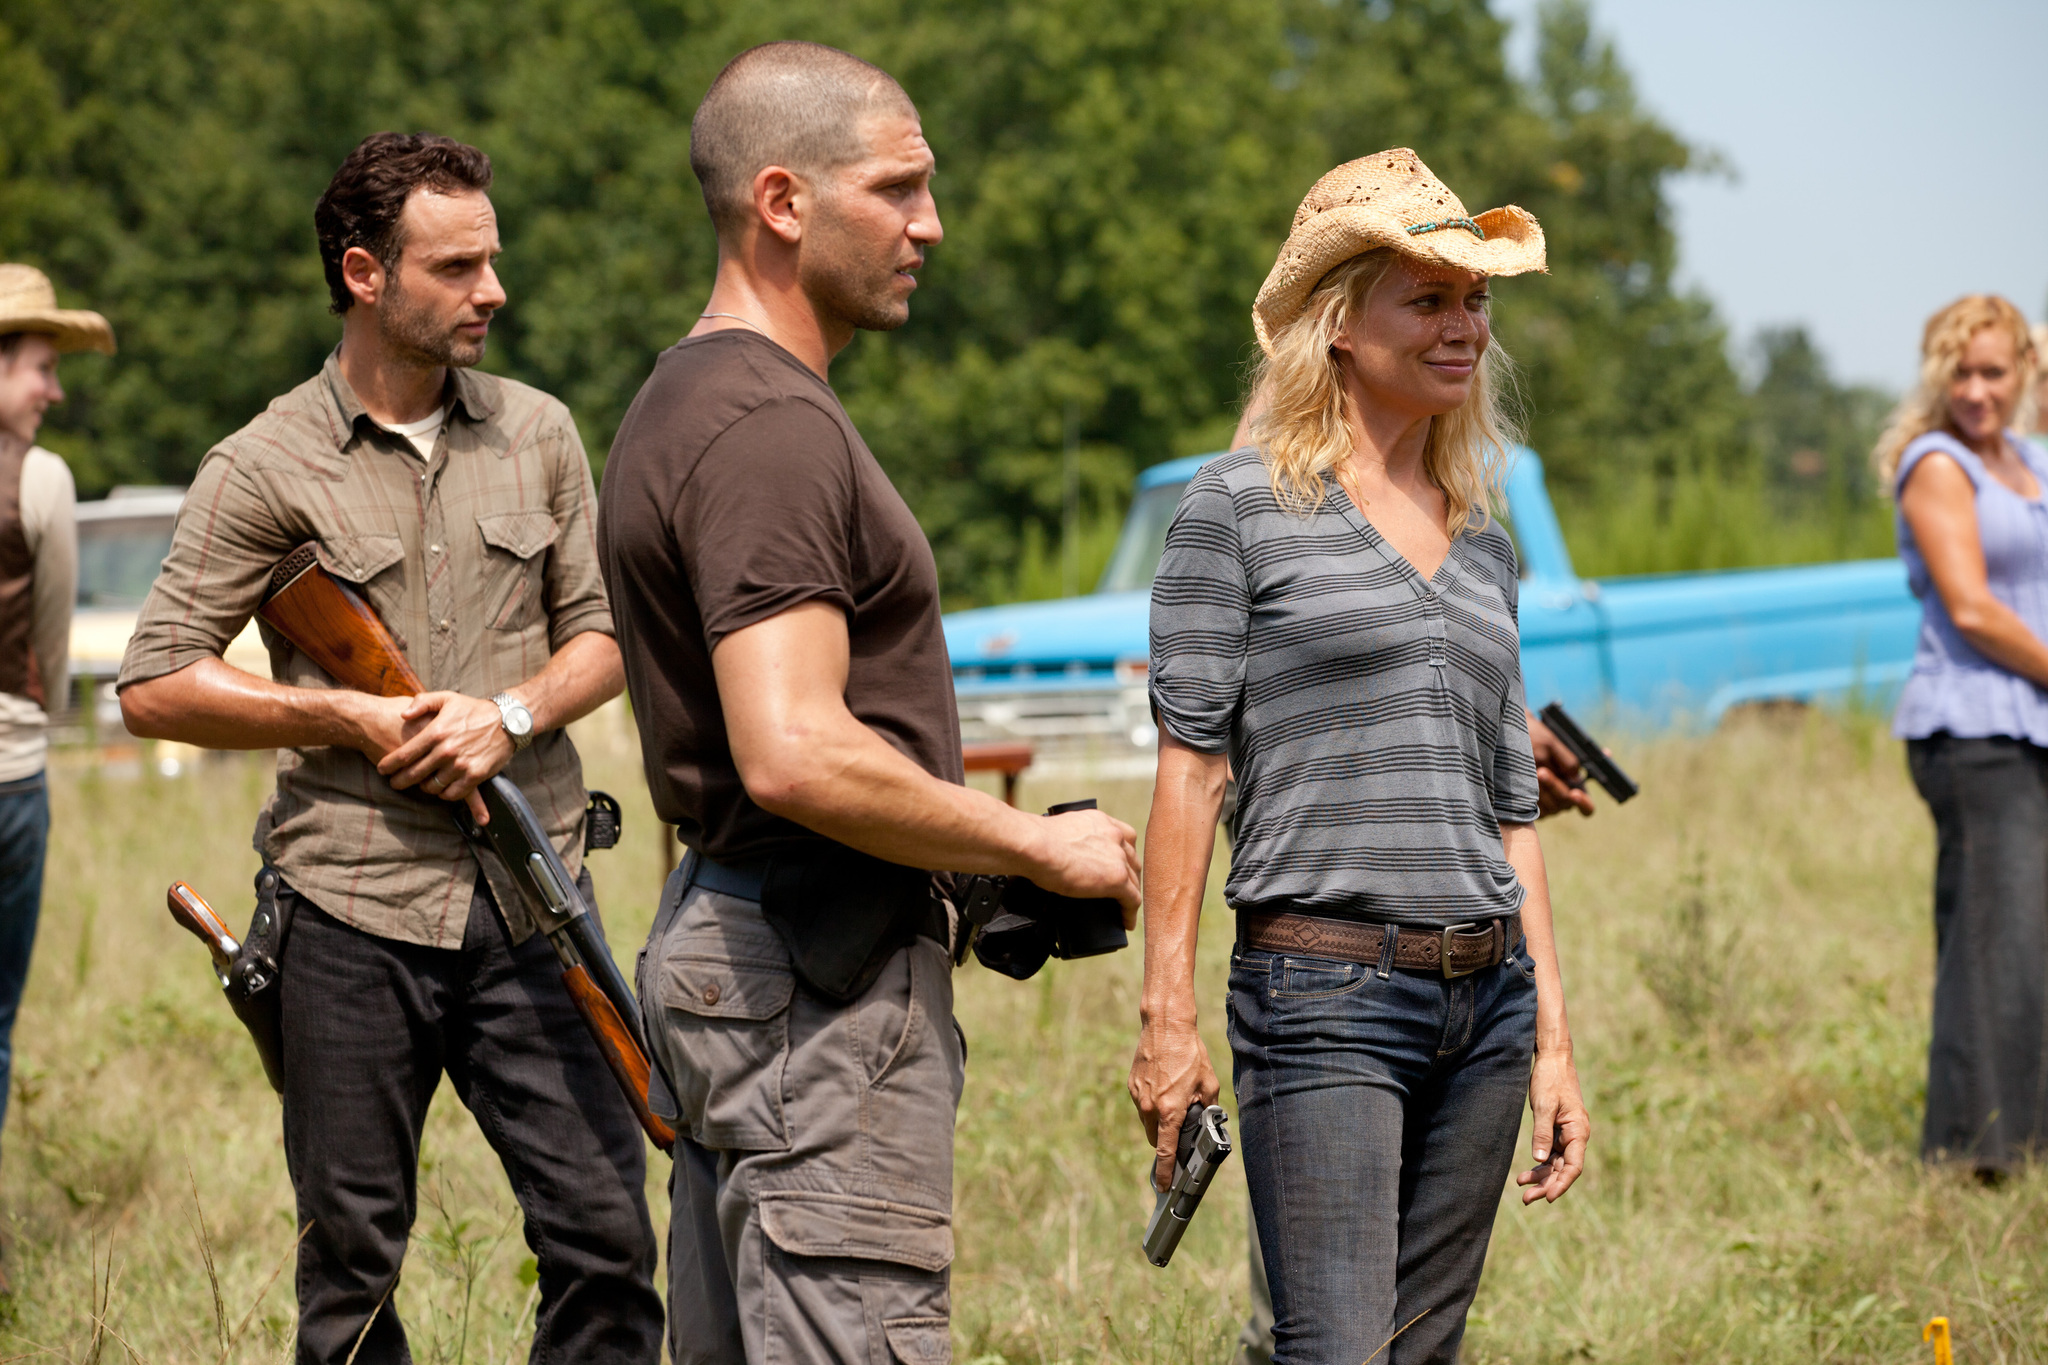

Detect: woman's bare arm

[1501,820,1589,1203]
[1129,734,1228,1190]
[1901,452,2048,687]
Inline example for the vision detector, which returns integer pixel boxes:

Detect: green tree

[0,0,1817,601]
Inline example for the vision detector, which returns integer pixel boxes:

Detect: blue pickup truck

[942,449,1921,759]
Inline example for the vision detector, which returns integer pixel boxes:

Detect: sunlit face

[1332,258,1491,421]
[801,110,943,333]
[1947,326,2023,446]
[0,334,63,444]
[346,188,506,368]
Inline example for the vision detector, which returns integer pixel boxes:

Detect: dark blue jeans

[1229,929,1537,1365]
[0,772,50,1151]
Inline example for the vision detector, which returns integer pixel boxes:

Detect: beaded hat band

[1252,149,1546,356]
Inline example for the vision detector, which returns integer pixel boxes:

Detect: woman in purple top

[1882,294,2045,1176]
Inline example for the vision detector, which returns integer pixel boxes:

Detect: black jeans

[1909,734,2048,1171]
[277,877,662,1364]
[1229,933,1537,1365]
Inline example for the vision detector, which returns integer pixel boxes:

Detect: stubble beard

[379,273,489,369]
[802,203,913,335]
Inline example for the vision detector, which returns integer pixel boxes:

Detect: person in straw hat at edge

[0,264,112,1294]
[1129,150,1590,1364]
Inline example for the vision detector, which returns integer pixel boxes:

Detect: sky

[1493,0,2048,392]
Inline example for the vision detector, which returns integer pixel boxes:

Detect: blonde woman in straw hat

[1129,151,1587,1363]
[0,263,112,1293]
[1879,295,2048,1178]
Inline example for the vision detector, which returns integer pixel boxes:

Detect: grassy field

[5,706,2046,1363]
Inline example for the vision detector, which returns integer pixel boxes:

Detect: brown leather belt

[1240,910,1521,979]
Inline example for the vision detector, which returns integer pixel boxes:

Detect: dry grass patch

[4,709,2045,1363]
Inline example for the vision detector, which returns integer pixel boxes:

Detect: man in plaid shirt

[118,133,660,1363]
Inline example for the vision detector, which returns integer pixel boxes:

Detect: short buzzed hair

[690,42,915,236]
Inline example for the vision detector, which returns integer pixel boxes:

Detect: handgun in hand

[1537,702,1639,803]
[1143,1102,1232,1268]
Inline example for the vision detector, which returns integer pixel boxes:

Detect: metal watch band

[491,692,535,752]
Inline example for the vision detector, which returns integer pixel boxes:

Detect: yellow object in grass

[1923,1317,1952,1365]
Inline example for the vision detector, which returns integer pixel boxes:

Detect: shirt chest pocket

[313,532,409,633]
[476,511,558,633]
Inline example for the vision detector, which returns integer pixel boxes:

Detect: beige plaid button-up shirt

[120,352,613,948]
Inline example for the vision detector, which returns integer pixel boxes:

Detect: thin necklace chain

[700,310,768,334]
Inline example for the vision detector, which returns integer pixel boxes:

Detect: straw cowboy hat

[1253,149,1545,354]
[0,264,115,355]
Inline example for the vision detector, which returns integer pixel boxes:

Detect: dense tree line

[0,0,1882,599]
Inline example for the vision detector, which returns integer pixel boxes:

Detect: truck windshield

[77,514,175,608]
[1096,481,1187,594]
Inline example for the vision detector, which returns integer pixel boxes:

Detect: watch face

[501,698,533,736]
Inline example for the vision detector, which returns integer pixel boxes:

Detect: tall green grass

[985,506,1130,605]
[7,707,2044,1363]
[1555,473,1896,579]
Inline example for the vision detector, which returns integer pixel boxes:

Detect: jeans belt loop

[1374,923,1398,980]
[1440,922,1481,979]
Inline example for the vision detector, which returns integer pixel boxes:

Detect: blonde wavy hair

[1247,249,1522,534]
[1872,294,2040,487]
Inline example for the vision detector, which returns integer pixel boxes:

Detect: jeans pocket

[659,948,795,1149]
[1508,934,1537,983]
[1272,954,1367,1000]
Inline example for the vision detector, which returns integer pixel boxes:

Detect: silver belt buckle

[1441,922,1482,979]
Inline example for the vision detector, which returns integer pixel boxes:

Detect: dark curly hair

[314,132,493,315]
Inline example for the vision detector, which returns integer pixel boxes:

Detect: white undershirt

[385,404,450,461]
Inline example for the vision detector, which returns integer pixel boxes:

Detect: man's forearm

[715,601,1137,904]
[741,708,1053,875]
[120,656,371,751]
[508,630,624,734]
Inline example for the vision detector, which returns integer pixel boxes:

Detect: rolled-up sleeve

[539,408,615,650]
[118,445,289,689]
[1148,468,1247,753]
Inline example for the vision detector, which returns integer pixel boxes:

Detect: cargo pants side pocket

[757,1191,954,1365]
[657,922,796,1152]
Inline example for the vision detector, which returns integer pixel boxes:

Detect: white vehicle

[70,487,265,727]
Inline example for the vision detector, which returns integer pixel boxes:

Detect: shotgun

[255,542,676,1152]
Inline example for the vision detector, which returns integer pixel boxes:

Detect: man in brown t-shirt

[598,42,1140,1364]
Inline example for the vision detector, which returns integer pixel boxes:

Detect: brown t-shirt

[598,330,964,863]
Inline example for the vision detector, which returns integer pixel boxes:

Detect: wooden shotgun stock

[258,543,677,1152]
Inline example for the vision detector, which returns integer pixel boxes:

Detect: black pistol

[1143,1102,1232,1268]
[1537,701,1639,803]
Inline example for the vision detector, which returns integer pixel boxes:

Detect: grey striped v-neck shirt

[1149,447,1540,928]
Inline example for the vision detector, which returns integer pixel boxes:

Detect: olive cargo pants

[641,865,963,1365]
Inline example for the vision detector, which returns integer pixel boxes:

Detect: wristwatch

[491,692,535,752]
